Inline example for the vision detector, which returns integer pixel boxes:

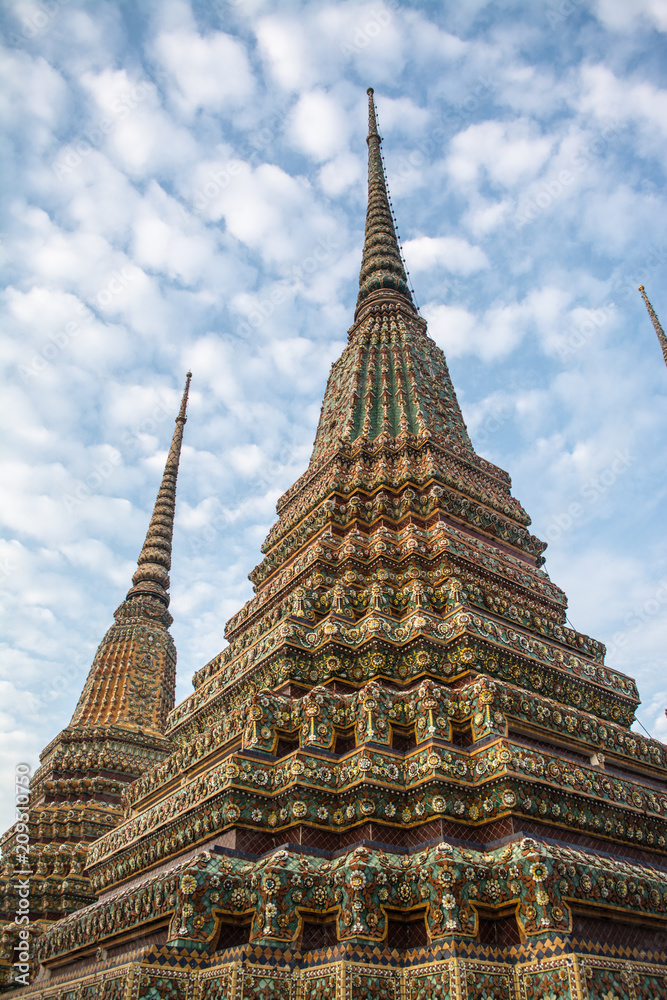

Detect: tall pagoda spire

[69,372,192,732]
[639,285,667,368]
[309,89,474,464]
[356,88,415,318]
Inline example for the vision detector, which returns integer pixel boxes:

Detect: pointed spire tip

[129,375,191,604]
[177,371,192,423]
[367,87,379,142]
[356,87,414,318]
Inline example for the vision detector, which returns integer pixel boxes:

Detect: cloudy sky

[1,0,666,830]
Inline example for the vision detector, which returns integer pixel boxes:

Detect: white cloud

[578,184,662,256]
[0,46,67,143]
[255,4,409,92]
[153,27,254,112]
[227,443,266,476]
[494,63,560,117]
[421,303,477,357]
[131,187,219,286]
[371,95,430,138]
[447,119,553,188]
[289,89,350,162]
[403,236,489,275]
[255,16,314,91]
[191,159,338,267]
[319,152,363,195]
[78,68,199,176]
[579,63,667,141]
[463,197,511,235]
[424,287,573,361]
[594,0,667,32]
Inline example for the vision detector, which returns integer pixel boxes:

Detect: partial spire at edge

[638,285,667,369]
[128,372,192,606]
[355,88,415,319]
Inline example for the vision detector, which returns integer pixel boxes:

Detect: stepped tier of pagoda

[10,94,667,999]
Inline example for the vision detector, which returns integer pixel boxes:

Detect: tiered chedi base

[27,840,667,999]
[22,724,667,999]
[21,430,667,996]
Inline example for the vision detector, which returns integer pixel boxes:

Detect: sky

[1,0,666,832]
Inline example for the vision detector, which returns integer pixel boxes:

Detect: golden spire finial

[638,285,667,369]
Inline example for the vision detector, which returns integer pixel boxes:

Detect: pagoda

[9,92,667,999]
[0,374,191,990]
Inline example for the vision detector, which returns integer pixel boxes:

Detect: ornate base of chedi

[16,948,667,1000]
[17,836,667,998]
[20,645,667,998]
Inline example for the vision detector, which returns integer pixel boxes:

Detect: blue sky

[1,0,666,830]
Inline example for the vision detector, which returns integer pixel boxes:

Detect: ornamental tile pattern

[3,95,667,999]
